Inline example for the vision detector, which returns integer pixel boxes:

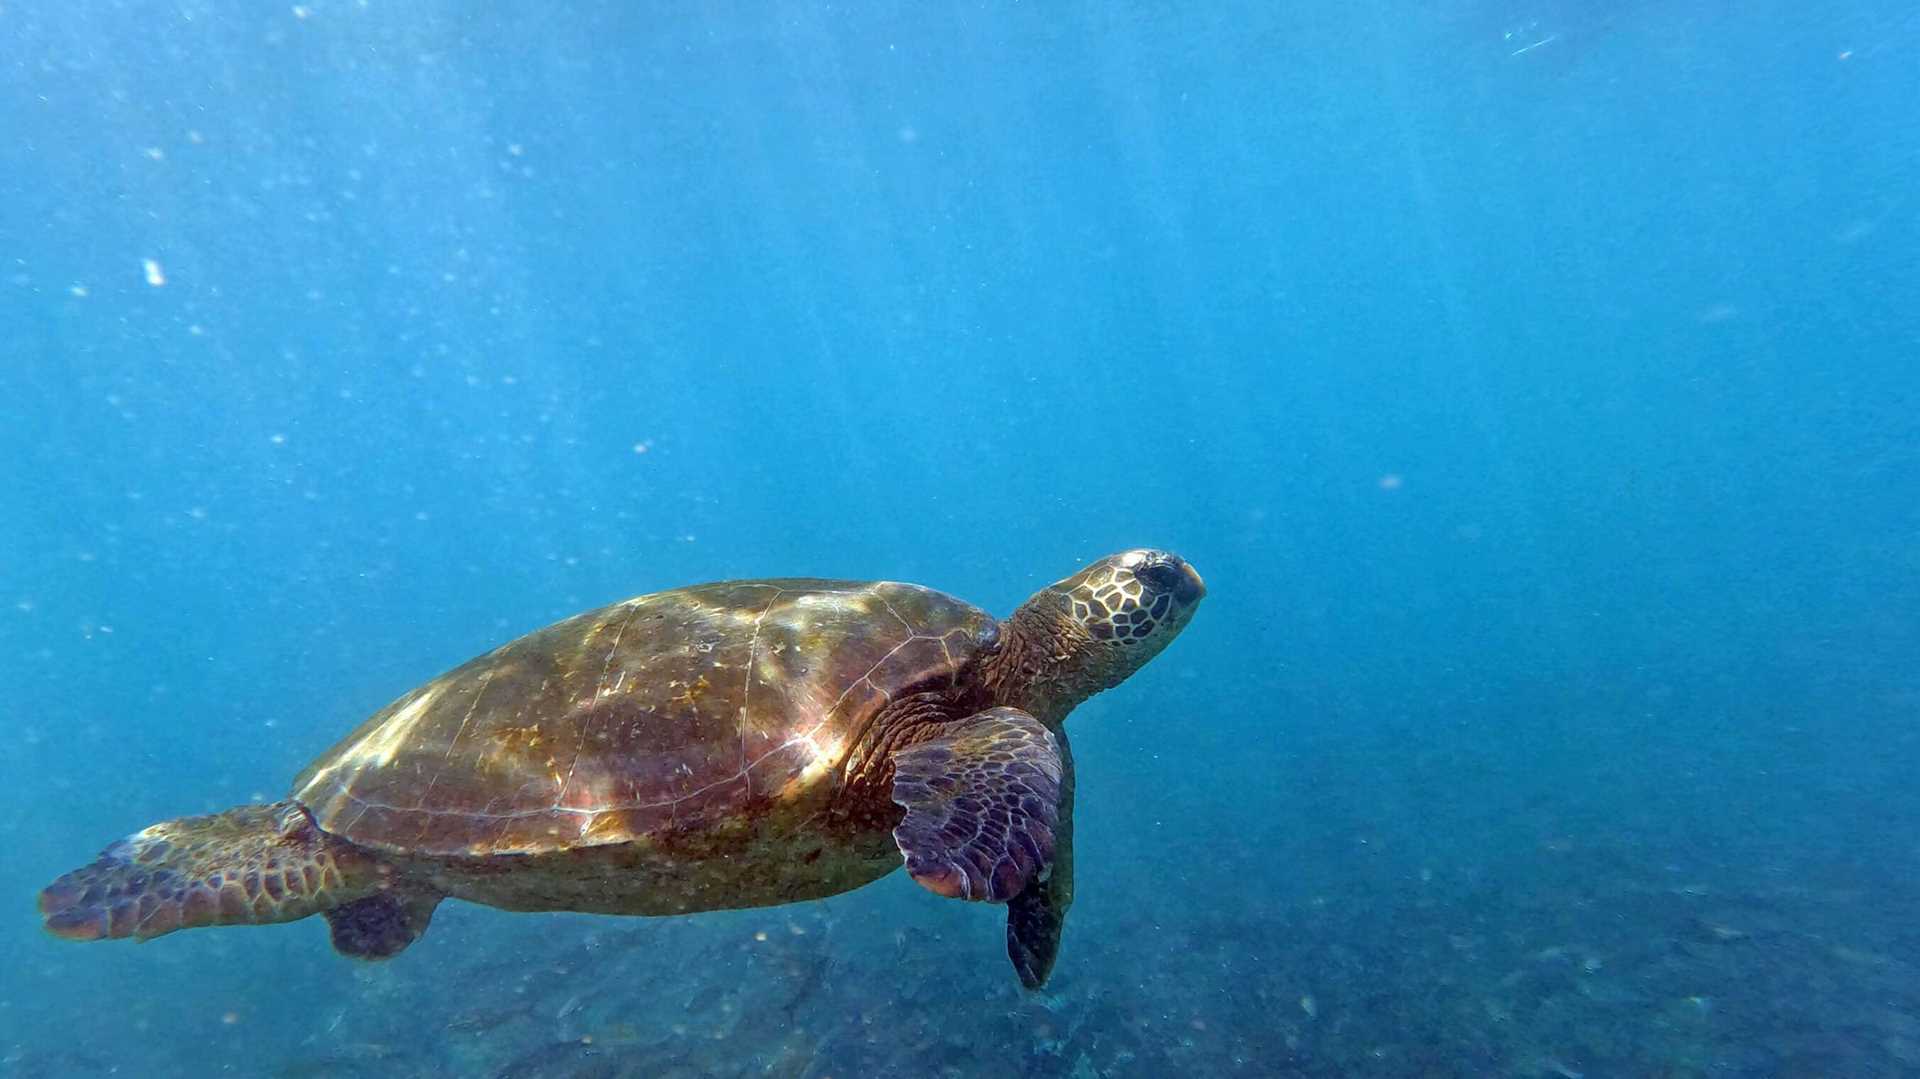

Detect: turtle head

[993,549,1205,724]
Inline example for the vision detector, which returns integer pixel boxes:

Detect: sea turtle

[39,549,1203,987]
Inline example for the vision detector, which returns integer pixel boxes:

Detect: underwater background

[4,3,1918,1076]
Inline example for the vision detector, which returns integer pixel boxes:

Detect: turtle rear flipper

[890,707,1063,903]
[38,800,392,947]
[324,891,441,958]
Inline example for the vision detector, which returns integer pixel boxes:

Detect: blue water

[5,3,1918,1075]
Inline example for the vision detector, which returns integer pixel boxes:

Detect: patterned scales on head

[291,579,999,859]
[1067,560,1180,643]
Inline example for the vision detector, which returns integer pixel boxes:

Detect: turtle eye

[1133,560,1183,592]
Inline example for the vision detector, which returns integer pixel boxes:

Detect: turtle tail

[38,800,438,958]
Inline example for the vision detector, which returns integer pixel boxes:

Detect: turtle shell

[290,579,999,857]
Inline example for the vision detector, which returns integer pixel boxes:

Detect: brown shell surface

[291,579,997,857]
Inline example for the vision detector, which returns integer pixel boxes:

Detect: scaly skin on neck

[840,592,1098,806]
[981,590,1118,728]
[843,551,1200,808]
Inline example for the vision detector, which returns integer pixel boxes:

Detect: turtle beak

[1174,559,1206,604]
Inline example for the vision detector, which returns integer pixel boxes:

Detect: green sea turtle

[39,549,1203,987]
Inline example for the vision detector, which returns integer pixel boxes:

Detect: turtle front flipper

[890,706,1063,905]
[38,800,403,950]
[1007,729,1074,989]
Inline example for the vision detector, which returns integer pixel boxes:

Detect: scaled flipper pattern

[891,706,1062,903]
[39,801,372,943]
[1007,728,1074,989]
